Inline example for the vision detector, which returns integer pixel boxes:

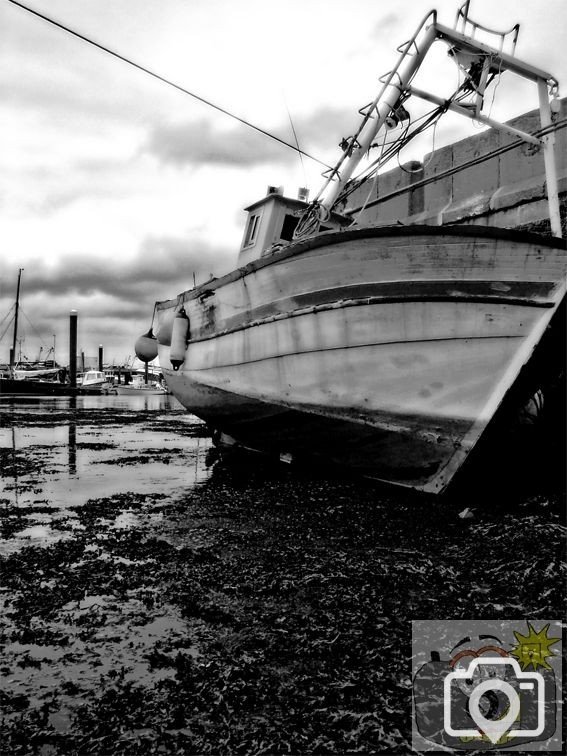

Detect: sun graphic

[510,622,560,671]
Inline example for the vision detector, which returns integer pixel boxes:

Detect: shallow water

[0,396,215,742]
[0,395,213,554]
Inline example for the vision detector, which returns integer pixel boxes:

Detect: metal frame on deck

[310,3,562,238]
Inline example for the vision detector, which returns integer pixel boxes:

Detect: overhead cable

[8,0,332,170]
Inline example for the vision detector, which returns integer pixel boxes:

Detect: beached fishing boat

[138,3,566,493]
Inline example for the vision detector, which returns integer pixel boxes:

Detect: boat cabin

[82,370,107,387]
[237,186,309,265]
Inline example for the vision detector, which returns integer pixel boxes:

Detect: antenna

[283,92,307,186]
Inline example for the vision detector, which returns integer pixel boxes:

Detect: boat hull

[0,378,76,396]
[79,384,113,395]
[156,226,567,493]
[113,384,168,395]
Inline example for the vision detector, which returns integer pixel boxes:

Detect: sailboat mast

[10,268,23,372]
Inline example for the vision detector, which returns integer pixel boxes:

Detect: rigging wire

[19,307,49,349]
[0,304,16,331]
[0,314,16,344]
[348,107,439,184]
[282,93,307,187]
[0,282,52,357]
[354,128,388,221]
[486,57,504,120]
[397,111,440,174]
[8,0,332,170]
[337,106,443,205]
[338,83,476,206]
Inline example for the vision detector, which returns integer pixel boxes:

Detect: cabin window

[244,213,260,247]
[280,213,299,242]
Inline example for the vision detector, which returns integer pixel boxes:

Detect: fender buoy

[134,328,158,363]
[170,307,190,371]
[156,313,175,346]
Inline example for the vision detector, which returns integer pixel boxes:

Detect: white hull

[114,384,168,396]
[79,383,113,394]
[156,226,566,492]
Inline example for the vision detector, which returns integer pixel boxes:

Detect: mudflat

[0,395,564,754]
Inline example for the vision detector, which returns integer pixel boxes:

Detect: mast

[10,268,23,374]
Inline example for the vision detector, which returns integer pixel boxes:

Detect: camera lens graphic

[466,688,508,720]
[468,679,521,744]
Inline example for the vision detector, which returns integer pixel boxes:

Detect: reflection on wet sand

[0,394,211,551]
[68,419,76,477]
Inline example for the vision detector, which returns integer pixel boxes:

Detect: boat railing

[294,3,562,240]
[455,0,520,54]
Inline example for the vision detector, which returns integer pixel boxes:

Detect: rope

[339,102,447,205]
[150,302,157,331]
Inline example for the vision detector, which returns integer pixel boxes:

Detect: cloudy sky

[1,0,566,365]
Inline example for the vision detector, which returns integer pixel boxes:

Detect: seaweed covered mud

[0,395,565,754]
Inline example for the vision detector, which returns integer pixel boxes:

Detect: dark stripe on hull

[185,280,556,343]
[218,280,555,336]
[167,376,472,490]
[156,224,566,311]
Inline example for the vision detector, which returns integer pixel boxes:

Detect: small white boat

[80,370,114,394]
[113,375,168,395]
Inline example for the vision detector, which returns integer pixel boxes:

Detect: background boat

[78,370,114,395]
[0,371,75,396]
[113,375,168,395]
[0,269,77,396]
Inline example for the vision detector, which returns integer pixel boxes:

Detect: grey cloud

[1,236,235,304]
[145,119,296,167]
[1,4,175,127]
[7,299,153,334]
[371,13,401,41]
[0,51,149,126]
[145,106,357,168]
[293,106,363,150]
[0,237,236,360]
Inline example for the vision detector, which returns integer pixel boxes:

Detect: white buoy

[134,328,158,363]
[156,313,175,346]
[170,307,190,370]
